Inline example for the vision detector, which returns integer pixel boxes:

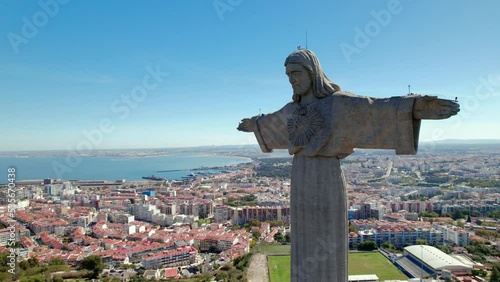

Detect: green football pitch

[267,252,408,282]
[268,255,291,282]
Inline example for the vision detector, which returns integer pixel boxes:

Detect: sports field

[267,252,408,282]
[256,244,291,254]
[268,255,291,282]
[348,252,407,280]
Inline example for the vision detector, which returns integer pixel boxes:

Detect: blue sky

[1,0,499,151]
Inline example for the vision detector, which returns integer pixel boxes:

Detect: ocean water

[0,154,252,181]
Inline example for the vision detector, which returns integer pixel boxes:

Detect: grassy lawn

[268,252,408,282]
[268,255,291,282]
[256,244,291,254]
[348,252,407,280]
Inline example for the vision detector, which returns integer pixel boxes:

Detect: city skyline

[1,0,500,151]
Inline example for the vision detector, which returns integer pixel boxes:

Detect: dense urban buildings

[0,144,499,280]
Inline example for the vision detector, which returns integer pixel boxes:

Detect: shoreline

[1,155,257,184]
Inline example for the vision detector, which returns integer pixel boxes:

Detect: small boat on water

[142,175,165,181]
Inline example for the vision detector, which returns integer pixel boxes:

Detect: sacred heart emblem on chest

[287,105,324,147]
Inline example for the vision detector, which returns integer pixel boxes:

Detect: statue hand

[237,117,258,132]
[413,96,460,120]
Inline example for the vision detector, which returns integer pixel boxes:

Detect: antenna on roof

[408,85,411,95]
[306,30,308,50]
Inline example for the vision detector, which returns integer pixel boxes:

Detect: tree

[285,233,291,243]
[358,240,377,251]
[19,260,29,270]
[274,232,285,243]
[452,209,465,220]
[441,212,452,218]
[487,210,500,219]
[416,239,428,245]
[81,255,104,278]
[249,219,261,227]
[465,241,495,260]
[20,275,44,282]
[252,231,261,240]
[27,256,40,268]
[243,223,251,232]
[269,220,285,227]
[250,240,257,248]
[437,245,452,254]
[420,211,439,218]
[215,271,229,281]
[471,210,481,217]
[0,272,13,282]
[475,230,499,240]
[381,242,396,250]
[49,257,66,266]
[472,269,487,277]
[231,224,242,231]
[481,221,496,227]
[0,253,10,273]
[490,266,500,282]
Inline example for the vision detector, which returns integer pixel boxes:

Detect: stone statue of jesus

[237,49,459,282]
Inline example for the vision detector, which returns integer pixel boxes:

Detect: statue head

[284,49,341,102]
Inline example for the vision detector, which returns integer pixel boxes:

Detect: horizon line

[1,139,500,153]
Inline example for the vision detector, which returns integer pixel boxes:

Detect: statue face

[286,63,312,98]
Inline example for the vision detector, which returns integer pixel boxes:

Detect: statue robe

[253,92,421,282]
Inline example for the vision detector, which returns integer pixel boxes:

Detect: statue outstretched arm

[413,96,460,120]
[237,116,259,132]
[237,108,289,152]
